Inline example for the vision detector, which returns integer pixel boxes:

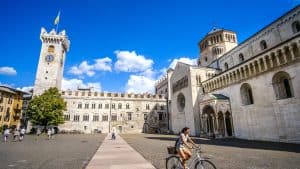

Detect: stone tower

[198,28,237,67]
[33,27,70,96]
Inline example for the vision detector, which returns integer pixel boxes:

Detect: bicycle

[166,146,217,169]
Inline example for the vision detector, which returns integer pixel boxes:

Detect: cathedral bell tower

[33,27,70,96]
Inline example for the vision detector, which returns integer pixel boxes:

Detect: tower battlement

[40,27,70,51]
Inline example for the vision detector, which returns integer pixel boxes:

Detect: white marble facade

[156,5,300,143]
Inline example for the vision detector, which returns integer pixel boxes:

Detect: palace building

[32,28,167,134]
[156,5,300,143]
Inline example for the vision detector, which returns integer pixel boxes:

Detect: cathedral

[33,5,300,142]
[156,5,300,143]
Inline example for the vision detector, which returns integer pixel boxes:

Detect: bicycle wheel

[195,159,217,169]
[166,156,182,169]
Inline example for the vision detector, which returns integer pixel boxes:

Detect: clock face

[45,55,54,62]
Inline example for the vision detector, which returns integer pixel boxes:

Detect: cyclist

[176,127,198,169]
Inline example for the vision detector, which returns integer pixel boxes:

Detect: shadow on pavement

[145,135,300,153]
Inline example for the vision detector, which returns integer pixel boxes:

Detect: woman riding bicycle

[176,127,198,169]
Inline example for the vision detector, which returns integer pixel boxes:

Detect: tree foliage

[27,87,66,126]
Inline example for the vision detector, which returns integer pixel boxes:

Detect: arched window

[204,57,208,62]
[126,103,130,109]
[240,83,254,105]
[260,40,267,50]
[292,21,300,33]
[239,53,244,63]
[118,103,122,109]
[224,62,229,70]
[272,71,294,99]
[48,45,55,53]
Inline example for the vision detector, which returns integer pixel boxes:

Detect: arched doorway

[225,111,233,136]
[202,105,215,136]
[217,112,225,136]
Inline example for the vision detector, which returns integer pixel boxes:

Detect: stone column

[281,49,287,63]
[223,113,228,137]
[275,52,281,66]
[229,115,235,136]
[289,45,296,60]
[248,65,252,76]
[212,115,216,136]
[258,60,262,72]
[263,57,268,71]
[252,62,257,74]
[269,55,274,68]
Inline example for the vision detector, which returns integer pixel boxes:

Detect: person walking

[47,128,52,140]
[13,128,19,141]
[3,128,10,142]
[35,128,41,141]
[19,128,26,141]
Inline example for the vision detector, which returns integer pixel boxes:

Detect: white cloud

[62,78,101,91]
[94,57,112,72]
[0,67,17,76]
[114,50,153,72]
[17,86,33,93]
[168,57,197,69]
[69,61,95,77]
[69,57,112,77]
[125,75,156,93]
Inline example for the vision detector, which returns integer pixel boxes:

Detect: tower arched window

[239,53,244,63]
[48,45,55,53]
[260,40,267,50]
[240,83,254,105]
[224,62,229,70]
[292,21,300,33]
[204,57,208,62]
[272,71,294,99]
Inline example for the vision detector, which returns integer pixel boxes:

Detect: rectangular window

[78,103,82,109]
[127,112,132,121]
[105,104,109,109]
[146,104,150,110]
[64,114,70,121]
[126,104,130,109]
[98,104,102,109]
[111,115,117,121]
[8,96,13,104]
[102,115,108,121]
[160,105,164,110]
[159,113,163,121]
[118,104,122,109]
[93,115,99,121]
[85,103,89,109]
[144,113,148,120]
[112,104,115,109]
[73,115,80,122]
[83,115,89,121]
[92,104,95,109]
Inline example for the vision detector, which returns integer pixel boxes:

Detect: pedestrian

[3,128,10,142]
[47,128,52,140]
[13,128,19,141]
[19,128,26,141]
[35,128,41,141]
[111,130,116,140]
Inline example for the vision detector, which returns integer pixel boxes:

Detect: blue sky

[0,0,298,93]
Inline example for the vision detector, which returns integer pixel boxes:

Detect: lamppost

[109,97,112,133]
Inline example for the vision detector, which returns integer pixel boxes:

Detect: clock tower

[33,27,70,96]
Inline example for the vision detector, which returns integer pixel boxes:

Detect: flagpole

[56,21,59,33]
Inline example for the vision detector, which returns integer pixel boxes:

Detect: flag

[54,11,60,25]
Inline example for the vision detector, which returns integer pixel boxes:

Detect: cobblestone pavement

[121,134,300,169]
[0,134,106,169]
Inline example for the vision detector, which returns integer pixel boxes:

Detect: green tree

[27,87,66,127]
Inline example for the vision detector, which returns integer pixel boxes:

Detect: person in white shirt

[47,128,52,140]
[3,128,10,142]
[19,128,26,141]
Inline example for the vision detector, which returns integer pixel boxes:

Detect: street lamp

[109,97,112,133]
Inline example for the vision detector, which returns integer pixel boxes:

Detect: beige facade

[156,5,300,143]
[60,89,167,134]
